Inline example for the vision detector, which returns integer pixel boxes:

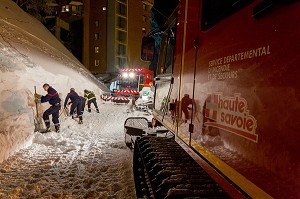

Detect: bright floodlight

[129,72,135,78]
[122,72,129,78]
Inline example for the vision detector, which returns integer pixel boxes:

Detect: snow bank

[0,0,108,163]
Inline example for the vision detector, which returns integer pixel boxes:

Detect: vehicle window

[141,37,155,61]
[164,27,176,74]
[201,0,253,31]
[140,75,145,85]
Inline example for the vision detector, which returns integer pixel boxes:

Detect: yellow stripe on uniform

[85,92,96,101]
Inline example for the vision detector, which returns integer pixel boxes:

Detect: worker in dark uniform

[84,89,99,113]
[35,83,61,133]
[64,88,83,124]
[80,96,86,115]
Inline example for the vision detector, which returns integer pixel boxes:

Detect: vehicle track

[133,136,231,199]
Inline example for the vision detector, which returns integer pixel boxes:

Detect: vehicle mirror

[141,36,155,61]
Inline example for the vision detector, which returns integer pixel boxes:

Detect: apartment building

[50,0,153,75]
[83,0,107,74]
[83,0,153,75]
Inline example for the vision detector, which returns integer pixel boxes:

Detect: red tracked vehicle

[101,68,154,103]
[125,0,300,198]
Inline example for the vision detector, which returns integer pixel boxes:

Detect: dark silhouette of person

[181,94,193,123]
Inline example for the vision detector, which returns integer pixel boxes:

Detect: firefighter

[84,89,99,113]
[80,96,86,114]
[35,83,61,133]
[64,88,83,124]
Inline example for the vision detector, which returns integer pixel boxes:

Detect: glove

[34,93,41,103]
[34,98,40,103]
[34,93,41,99]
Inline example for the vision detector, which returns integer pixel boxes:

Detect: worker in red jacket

[35,83,61,133]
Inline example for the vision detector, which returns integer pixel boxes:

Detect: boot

[78,120,83,124]
[55,127,60,134]
[41,127,51,133]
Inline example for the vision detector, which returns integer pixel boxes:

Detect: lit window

[95,33,99,40]
[71,6,76,12]
[95,20,99,27]
[95,60,100,66]
[143,4,147,11]
[95,46,100,53]
[103,7,106,11]
[65,5,70,12]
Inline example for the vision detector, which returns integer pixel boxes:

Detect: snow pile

[0,0,109,163]
[0,104,149,198]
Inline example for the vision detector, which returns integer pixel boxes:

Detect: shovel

[34,86,42,132]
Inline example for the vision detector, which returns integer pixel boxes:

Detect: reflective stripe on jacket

[84,91,96,101]
[41,87,61,105]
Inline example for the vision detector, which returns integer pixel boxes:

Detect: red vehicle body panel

[153,0,300,198]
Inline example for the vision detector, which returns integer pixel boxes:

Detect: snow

[0,105,150,198]
[0,0,150,197]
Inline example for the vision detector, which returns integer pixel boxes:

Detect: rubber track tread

[133,136,231,199]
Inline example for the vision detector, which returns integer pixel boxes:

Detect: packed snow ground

[0,104,151,198]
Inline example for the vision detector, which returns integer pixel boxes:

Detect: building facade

[49,0,153,75]
[84,0,153,75]
[83,0,107,74]
[127,0,153,71]
[48,0,84,62]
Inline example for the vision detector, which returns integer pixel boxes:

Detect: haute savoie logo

[205,93,258,142]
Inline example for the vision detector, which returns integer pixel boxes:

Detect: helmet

[70,88,75,91]
[84,89,88,93]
